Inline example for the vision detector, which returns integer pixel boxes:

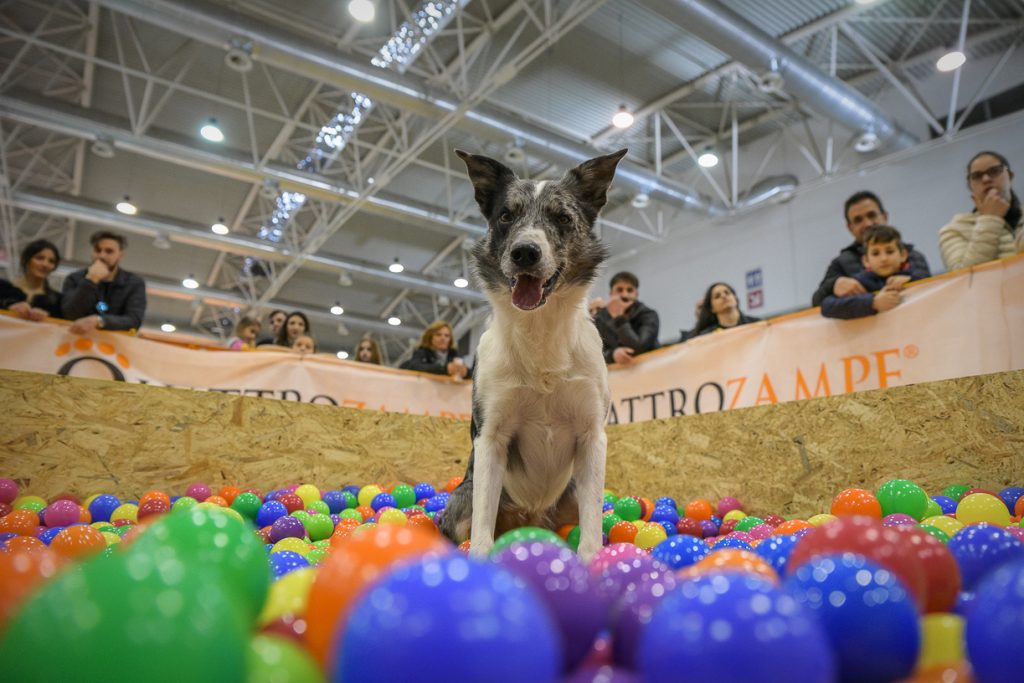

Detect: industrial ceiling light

[330,302,345,315]
[936,50,966,72]
[854,131,881,153]
[336,350,350,359]
[453,276,469,288]
[225,38,253,72]
[388,258,405,274]
[152,233,171,250]
[115,195,137,215]
[91,136,114,158]
[348,0,375,22]
[387,316,401,326]
[611,105,634,129]
[338,270,354,287]
[160,322,176,332]
[631,193,651,209]
[200,118,224,143]
[210,218,229,235]
[697,152,719,168]
[182,274,199,289]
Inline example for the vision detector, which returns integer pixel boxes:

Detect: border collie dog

[439,148,628,561]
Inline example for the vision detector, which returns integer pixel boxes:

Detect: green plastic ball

[290,511,311,525]
[603,492,618,505]
[614,497,642,522]
[391,484,416,509]
[306,500,330,516]
[303,514,334,542]
[15,500,45,514]
[172,496,198,513]
[230,492,262,521]
[942,484,970,502]
[490,527,567,555]
[734,516,765,532]
[566,526,581,552]
[340,491,358,509]
[877,479,928,520]
[247,634,323,683]
[602,513,623,535]
[305,548,328,566]
[915,524,951,544]
[339,509,362,521]
[922,497,942,519]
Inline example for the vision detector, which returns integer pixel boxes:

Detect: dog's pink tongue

[512,275,544,310]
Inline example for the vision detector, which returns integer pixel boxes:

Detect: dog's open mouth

[510,271,559,311]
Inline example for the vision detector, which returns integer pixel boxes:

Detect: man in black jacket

[592,271,659,366]
[63,231,147,334]
[811,191,931,307]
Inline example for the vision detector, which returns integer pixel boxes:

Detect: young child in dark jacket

[821,225,926,319]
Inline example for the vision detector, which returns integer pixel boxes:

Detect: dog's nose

[510,242,541,268]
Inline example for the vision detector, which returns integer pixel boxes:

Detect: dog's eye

[498,210,513,224]
[556,213,572,226]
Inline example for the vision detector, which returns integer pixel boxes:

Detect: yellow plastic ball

[110,503,138,523]
[258,567,316,626]
[13,495,47,510]
[378,509,408,526]
[358,485,382,509]
[352,522,378,536]
[294,484,321,507]
[101,531,121,547]
[918,613,965,670]
[723,510,747,522]
[195,502,244,523]
[634,523,668,550]
[808,513,837,527]
[922,515,964,537]
[956,493,1011,527]
[272,537,312,556]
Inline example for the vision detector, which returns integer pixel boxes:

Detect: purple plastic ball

[493,542,605,670]
[270,515,307,543]
[882,513,917,527]
[699,520,718,538]
[611,563,678,669]
[563,666,640,683]
[595,554,661,603]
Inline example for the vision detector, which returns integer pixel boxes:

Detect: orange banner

[1,256,1020,423]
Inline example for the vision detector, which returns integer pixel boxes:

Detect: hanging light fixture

[182,275,199,289]
[200,118,225,142]
[336,350,350,359]
[936,51,966,72]
[453,277,469,288]
[160,322,176,332]
[115,195,137,215]
[697,151,719,168]
[387,316,401,326]
[388,258,405,274]
[330,302,345,316]
[211,218,229,235]
[348,0,375,22]
[611,105,634,129]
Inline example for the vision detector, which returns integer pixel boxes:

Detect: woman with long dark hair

[273,311,311,348]
[939,151,1023,270]
[694,282,760,336]
[1,239,63,321]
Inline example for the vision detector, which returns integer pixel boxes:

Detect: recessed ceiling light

[612,105,634,129]
[211,218,229,235]
[161,322,176,332]
[200,118,224,142]
[387,316,401,326]
[115,195,137,215]
[330,303,344,315]
[936,51,966,72]
[697,152,719,168]
[348,0,375,22]
[388,258,404,274]
[182,275,199,289]
[453,277,469,288]
[336,350,349,359]
[854,131,881,153]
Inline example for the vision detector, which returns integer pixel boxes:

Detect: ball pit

[1,476,1022,681]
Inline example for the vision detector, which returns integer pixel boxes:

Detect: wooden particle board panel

[2,369,1021,517]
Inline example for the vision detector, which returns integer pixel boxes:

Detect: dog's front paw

[576,538,601,564]
[468,540,493,559]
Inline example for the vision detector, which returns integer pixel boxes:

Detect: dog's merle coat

[439,148,627,560]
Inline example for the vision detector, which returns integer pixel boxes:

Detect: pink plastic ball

[0,478,17,505]
[1004,526,1024,543]
[588,543,645,577]
[724,531,753,544]
[882,513,917,527]
[43,499,81,527]
[747,524,773,540]
[186,483,211,501]
[717,496,742,517]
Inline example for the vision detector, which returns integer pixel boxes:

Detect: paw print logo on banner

[54,337,132,381]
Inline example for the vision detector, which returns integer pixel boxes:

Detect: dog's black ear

[456,149,515,218]
[565,148,628,214]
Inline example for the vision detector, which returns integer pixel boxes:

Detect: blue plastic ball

[256,500,289,528]
[640,574,833,683]
[370,492,396,512]
[965,559,1024,683]
[655,521,677,537]
[269,550,310,579]
[321,490,346,514]
[341,485,360,497]
[785,553,920,683]
[38,526,64,545]
[947,523,1024,590]
[423,495,447,513]
[602,501,615,513]
[335,555,561,683]
[931,495,958,515]
[712,537,752,552]
[649,505,679,526]
[651,535,710,570]
[413,482,436,501]
[998,487,1024,514]
[753,534,799,575]
[87,494,121,523]
[655,496,677,510]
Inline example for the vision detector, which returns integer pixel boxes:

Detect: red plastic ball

[137,498,170,522]
[892,525,961,613]
[676,518,703,537]
[719,519,738,535]
[276,493,304,513]
[763,514,785,528]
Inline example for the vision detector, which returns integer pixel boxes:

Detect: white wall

[606,112,1024,343]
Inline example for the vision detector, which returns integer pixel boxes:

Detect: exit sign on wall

[745,268,763,309]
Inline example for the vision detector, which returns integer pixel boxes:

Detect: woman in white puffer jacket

[939,151,1023,271]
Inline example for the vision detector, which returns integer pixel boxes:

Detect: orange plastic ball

[639,497,655,522]
[139,490,171,508]
[831,488,882,518]
[355,506,374,521]
[0,509,39,536]
[557,524,576,541]
[78,506,91,524]
[406,514,439,535]
[0,546,61,629]
[457,539,472,553]
[50,525,107,560]
[1015,497,1024,519]
[692,549,779,585]
[218,486,241,505]
[3,536,47,553]
[772,519,814,535]
[608,520,639,545]
[684,499,714,521]
[329,518,364,547]
[445,476,463,493]
[204,495,228,507]
[306,525,450,666]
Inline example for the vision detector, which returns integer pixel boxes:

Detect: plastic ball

[36,526,63,545]
[753,534,800,575]
[613,497,642,522]
[13,495,46,512]
[228,492,262,521]
[137,498,170,522]
[588,543,645,576]
[388,484,414,509]
[247,633,322,683]
[957,492,1011,526]
[185,482,211,501]
[564,667,639,683]
[276,493,304,514]
[413,482,436,501]
[902,663,973,683]
[493,542,604,670]
[711,537,752,552]
[303,513,335,541]
[964,558,1024,683]
[610,562,677,669]
[50,525,107,560]
[272,537,311,556]
[922,497,942,519]
[683,498,713,521]
[932,495,958,515]
[918,613,964,671]
[41,499,80,528]
[832,488,882,518]
[916,524,952,544]
[269,550,310,579]
[257,501,289,528]
[922,514,964,538]
[306,524,451,666]
[772,519,813,535]
[369,492,395,512]
[336,554,559,683]
[291,484,319,508]
[675,517,702,537]
[109,503,138,524]
[882,513,917,527]
[320,490,345,514]
[640,573,833,683]
[722,509,747,523]
[698,519,718,538]
[0,509,39,536]
[258,567,316,626]
[877,479,929,520]
[0,478,17,505]
[633,523,667,550]
[940,484,970,501]
[786,553,920,683]
[648,505,679,526]
[171,496,197,513]
[717,496,742,517]
[270,516,307,543]
[608,521,638,545]
[0,545,61,629]
[492,527,566,555]
[651,534,709,569]
[86,494,120,523]
[693,548,778,583]
[376,508,407,526]
[356,485,382,509]
[893,525,961,613]
[808,513,837,526]
[947,523,1024,590]
[732,516,763,533]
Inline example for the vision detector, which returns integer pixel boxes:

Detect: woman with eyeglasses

[939,151,1023,271]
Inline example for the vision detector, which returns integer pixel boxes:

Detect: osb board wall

[2,369,1022,517]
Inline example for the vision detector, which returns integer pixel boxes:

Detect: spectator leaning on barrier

[811,191,931,307]
[400,320,469,379]
[274,311,310,348]
[939,151,1023,270]
[354,336,382,364]
[592,271,660,366]
[695,282,761,336]
[292,334,317,355]
[256,309,287,347]
[1,239,63,321]
[227,316,262,350]
[62,231,146,334]
[821,225,926,320]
